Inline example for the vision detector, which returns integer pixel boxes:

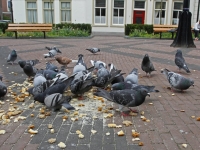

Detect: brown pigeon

[55,56,77,67]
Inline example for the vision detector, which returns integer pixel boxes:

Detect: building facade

[12,0,200,33]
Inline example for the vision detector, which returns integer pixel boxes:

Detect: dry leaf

[93,116,98,119]
[149,103,153,105]
[91,130,97,134]
[58,142,66,148]
[191,116,195,118]
[0,130,6,134]
[104,113,114,118]
[78,103,85,107]
[30,114,34,117]
[48,124,53,129]
[28,103,34,109]
[196,117,200,121]
[50,129,55,134]
[123,120,133,126]
[38,114,45,119]
[172,93,175,96]
[108,124,117,128]
[48,138,56,144]
[79,134,84,138]
[129,111,138,116]
[28,129,38,134]
[28,125,35,129]
[45,112,51,116]
[132,138,140,141]
[117,130,124,136]
[132,130,140,137]
[180,110,185,112]
[98,107,102,111]
[62,116,68,120]
[76,130,82,135]
[182,144,187,148]
[73,111,79,116]
[146,119,150,122]
[106,132,110,136]
[138,142,144,146]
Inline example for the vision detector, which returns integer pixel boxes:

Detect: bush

[0,22,8,33]
[125,24,153,35]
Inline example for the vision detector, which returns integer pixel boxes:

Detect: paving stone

[78,125,92,144]
[77,144,89,150]
[30,125,47,144]
[103,144,115,150]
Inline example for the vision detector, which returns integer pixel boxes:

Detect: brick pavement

[0,37,200,150]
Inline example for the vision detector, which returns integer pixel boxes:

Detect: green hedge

[125,24,153,35]
[0,22,8,33]
[54,23,92,34]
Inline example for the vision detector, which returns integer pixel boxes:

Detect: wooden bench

[6,24,53,39]
[153,25,178,39]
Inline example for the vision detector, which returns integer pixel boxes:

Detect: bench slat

[7,27,52,30]
[8,24,52,27]
[153,25,178,28]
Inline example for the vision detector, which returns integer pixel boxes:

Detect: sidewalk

[0,37,200,150]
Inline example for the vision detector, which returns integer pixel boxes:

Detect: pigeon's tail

[183,65,190,73]
[27,87,34,95]
[86,49,91,51]
[130,68,138,75]
[71,60,78,63]
[90,60,95,66]
[45,46,51,50]
[61,102,75,110]
[94,88,113,102]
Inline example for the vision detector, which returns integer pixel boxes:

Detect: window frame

[94,0,107,26]
[26,0,38,23]
[60,0,72,23]
[154,1,167,25]
[112,0,125,26]
[43,1,54,24]
[172,1,183,25]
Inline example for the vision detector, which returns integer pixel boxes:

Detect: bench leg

[160,33,162,39]
[15,31,17,39]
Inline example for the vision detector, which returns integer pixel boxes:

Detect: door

[133,10,145,24]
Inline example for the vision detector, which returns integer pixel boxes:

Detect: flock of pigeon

[0,46,194,116]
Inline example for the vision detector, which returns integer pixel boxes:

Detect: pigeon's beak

[147,93,150,97]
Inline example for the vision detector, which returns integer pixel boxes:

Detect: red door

[133,10,145,24]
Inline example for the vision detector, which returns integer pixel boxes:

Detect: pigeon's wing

[167,72,182,87]
[175,57,184,68]
[61,102,75,110]
[149,61,156,71]
[7,54,11,62]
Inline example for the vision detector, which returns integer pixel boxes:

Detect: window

[61,2,71,23]
[113,0,124,25]
[134,1,145,9]
[27,2,37,23]
[172,2,183,25]
[44,2,54,23]
[95,0,106,24]
[154,1,166,24]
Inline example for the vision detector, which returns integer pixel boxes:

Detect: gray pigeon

[161,68,194,91]
[7,50,17,65]
[46,62,58,72]
[141,54,156,77]
[43,69,57,80]
[34,74,76,103]
[94,88,150,116]
[111,82,159,93]
[0,76,7,99]
[23,62,37,78]
[90,60,106,70]
[33,73,47,87]
[44,47,62,58]
[108,63,125,84]
[44,93,74,111]
[175,49,190,73]
[124,68,138,84]
[70,72,94,98]
[18,59,40,69]
[86,48,100,54]
[45,46,62,53]
[73,54,87,74]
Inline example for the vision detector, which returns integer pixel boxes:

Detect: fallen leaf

[48,138,56,144]
[50,129,55,134]
[79,134,84,138]
[117,130,124,136]
[132,138,140,141]
[0,130,6,134]
[48,124,53,129]
[76,130,82,135]
[58,142,66,148]
[182,144,187,148]
[123,120,133,126]
[91,130,97,134]
[106,132,110,136]
[138,142,144,146]
[108,124,117,128]
[28,129,38,134]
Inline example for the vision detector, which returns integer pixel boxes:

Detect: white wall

[12,0,26,23]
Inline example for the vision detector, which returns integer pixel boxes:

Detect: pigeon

[59,66,68,76]
[111,82,159,93]
[90,60,106,70]
[44,47,62,58]
[7,50,17,65]
[44,93,75,111]
[0,76,7,99]
[34,74,76,103]
[46,62,58,72]
[175,49,190,73]
[43,70,57,80]
[23,62,37,78]
[124,68,138,84]
[108,63,125,84]
[33,72,47,87]
[18,59,40,68]
[73,54,87,74]
[161,68,194,91]
[55,56,78,67]
[94,88,150,116]
[45,46,62,53]
[141,54,156,77]
[86,48,100,54]
[70,72,94,98]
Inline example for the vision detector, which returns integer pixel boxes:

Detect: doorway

[133,10,145,24]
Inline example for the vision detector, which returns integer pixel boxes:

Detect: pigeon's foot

[129,108,138,113]
[121,112,130,117]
